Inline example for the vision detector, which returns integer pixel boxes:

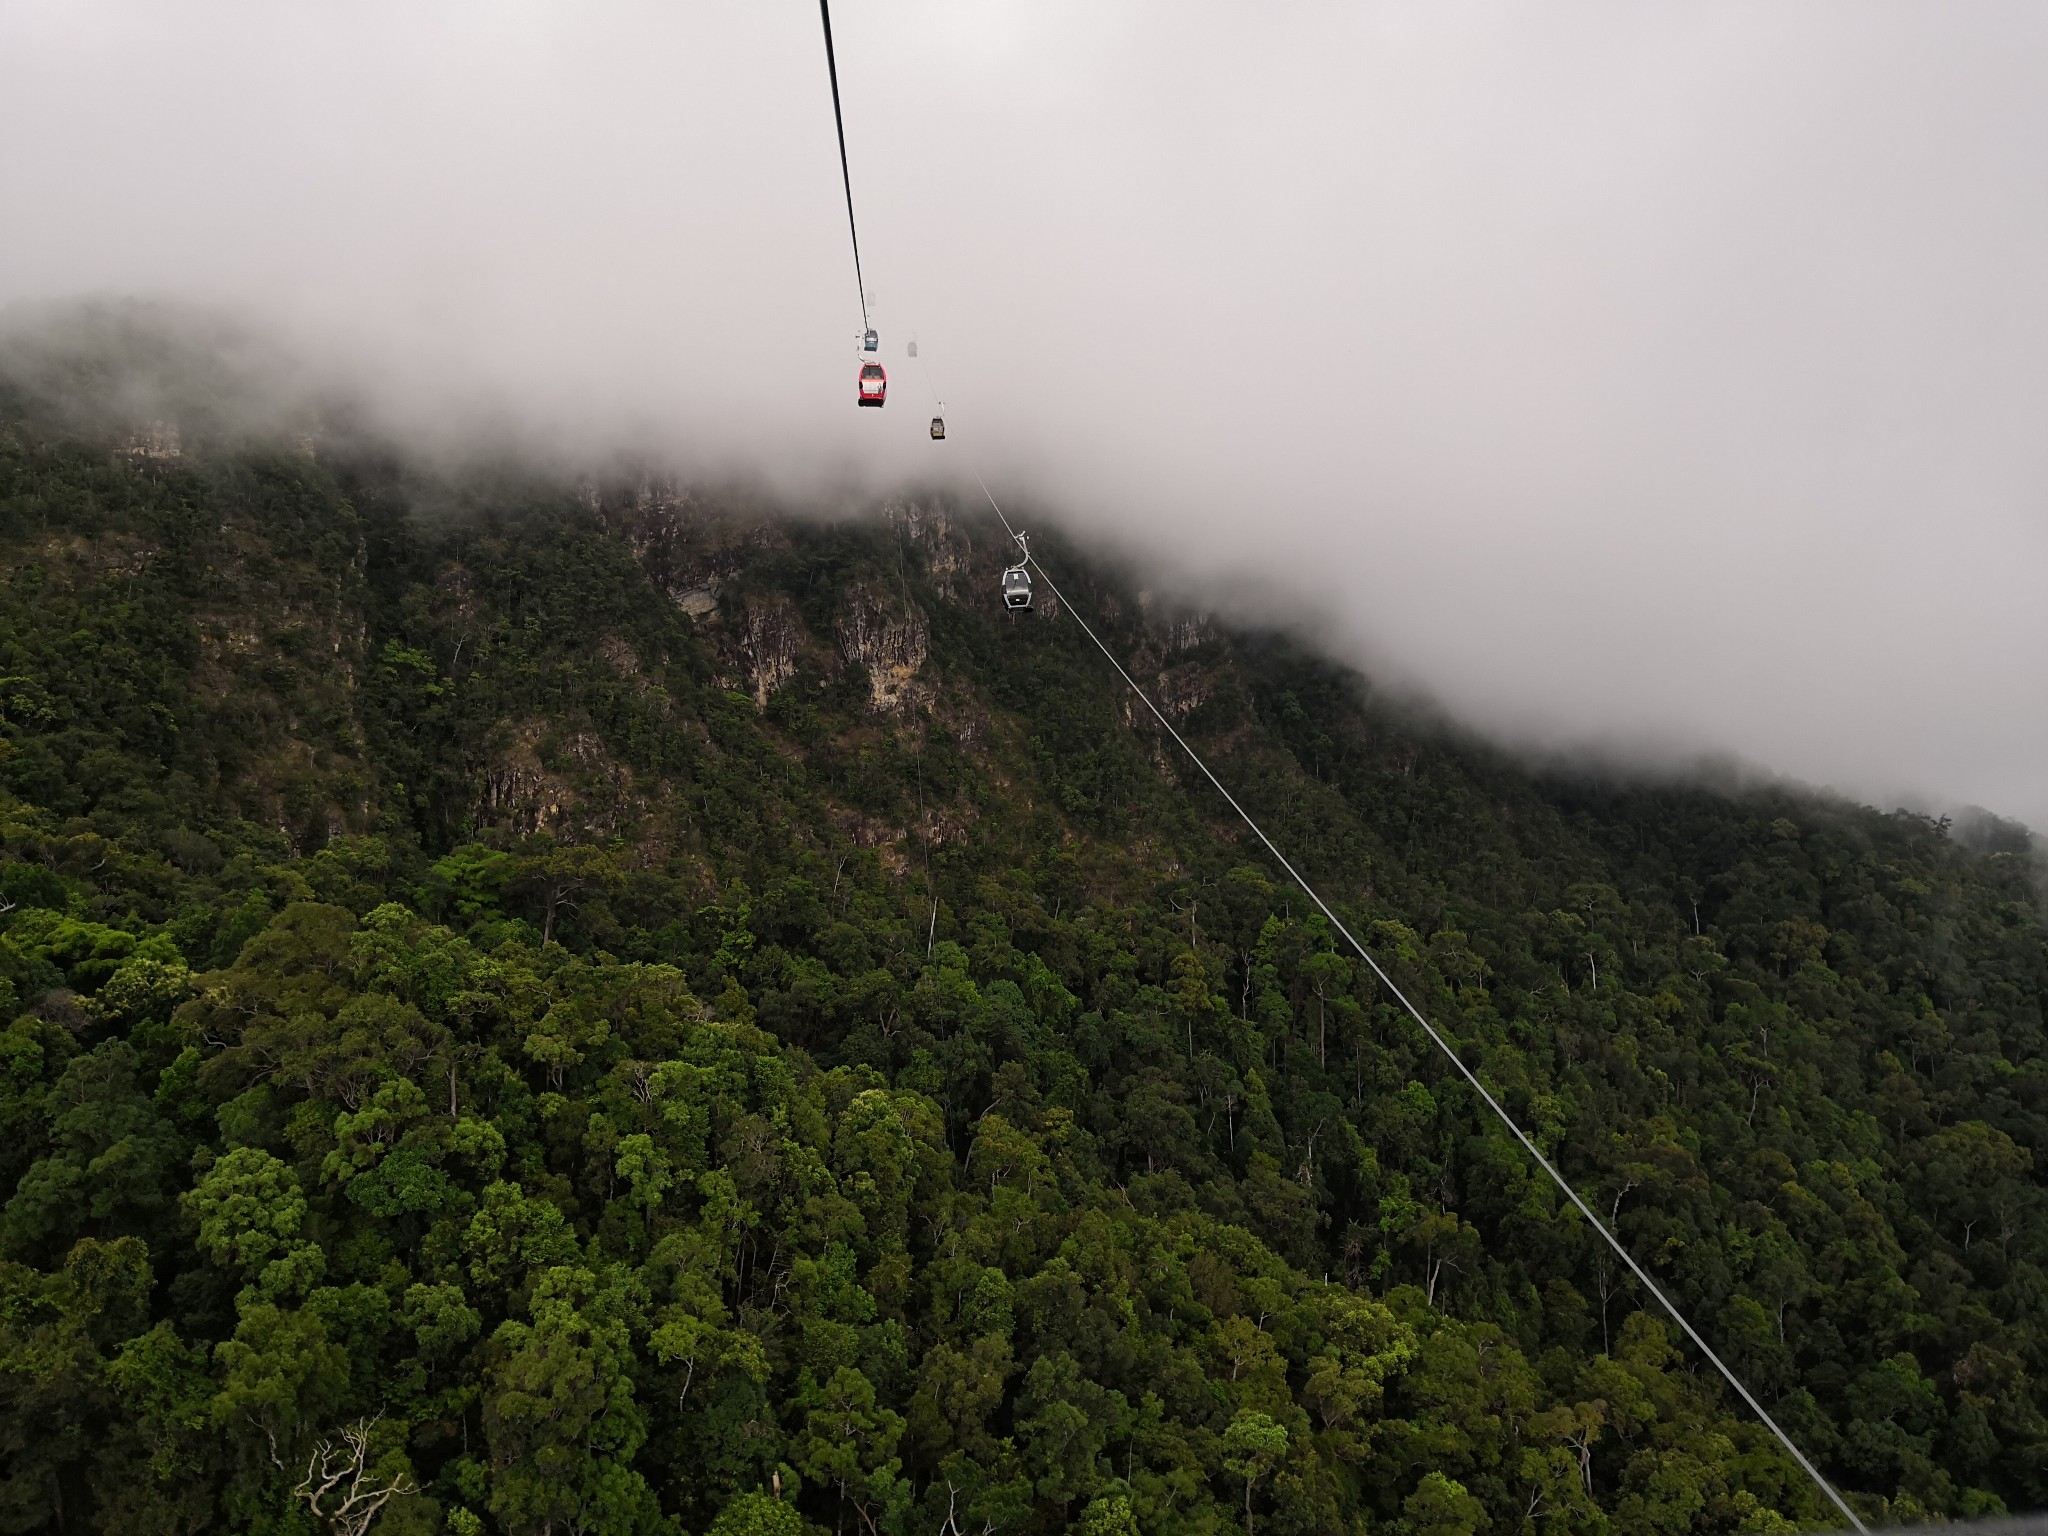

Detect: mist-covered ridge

[1,324,2046,1534]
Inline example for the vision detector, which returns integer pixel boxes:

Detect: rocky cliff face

[886,498,971,599]
[120,420,182,460]
[835,583,930,710]
[610,477,775,621]
[1154,661,1213,720]
[739,592,807,709]
[479,722,643,838]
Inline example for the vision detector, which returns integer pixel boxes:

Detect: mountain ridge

[1,338,2045,1535]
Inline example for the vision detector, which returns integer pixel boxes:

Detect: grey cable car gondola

[930,416,946,440]
[1001,565,1031,610]
[907,340,918,358]
[863,329,878,352]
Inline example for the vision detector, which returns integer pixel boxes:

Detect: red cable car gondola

[858,362,886,407]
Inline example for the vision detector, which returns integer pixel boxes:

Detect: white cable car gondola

[930,416,946,440]
[858,362,886,407]
[1001,564,1031,610]
[863,329,878,352]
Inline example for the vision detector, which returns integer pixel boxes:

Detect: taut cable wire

[982,507,1869,1536]
[791,34,1861,1526]
[816,0,868,332]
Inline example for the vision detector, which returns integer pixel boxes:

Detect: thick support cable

[1003,539,1868,1535]
[816,0,868,332]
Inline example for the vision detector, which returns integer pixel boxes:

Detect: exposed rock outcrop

[480,722,638,836]
[835,584,929,710]
[611,478,777,621]
[1155,662,1213,720]
[121,420,182,461]
[885,498,973,598]
[740,592,806,708]
[597,634,642,678]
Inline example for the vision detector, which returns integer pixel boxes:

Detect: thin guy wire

[816,0,868,332]
[914,338,945,414]
[970,469,1026,560]
[1002,536,1868,1535]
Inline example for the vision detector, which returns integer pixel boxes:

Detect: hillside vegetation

[2,342,2045,1536]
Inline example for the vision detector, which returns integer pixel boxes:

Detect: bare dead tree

[289,1417,417,1536]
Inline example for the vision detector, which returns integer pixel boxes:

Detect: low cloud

[4,1,2044,827]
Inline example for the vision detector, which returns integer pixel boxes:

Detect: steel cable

[989,511,1870,1536]
[819,19,1861,1519]
[816,0,869,332]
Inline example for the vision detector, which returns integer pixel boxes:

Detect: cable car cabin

[863,329,878,352]
[1001,566,1031,610]
[858,363,886,407]
[907,340,918,357]
[930,416,946,440]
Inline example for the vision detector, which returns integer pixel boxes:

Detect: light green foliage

[794,1364,905,1532]
[464,1179,581,1290]
[1076,1490,1140,1536]
[706,1490,805,1536]
[1221,1410,1289,1534]
[85,947,192,1027]
[1402,1470,1485,1536]
[210,1295,349,1446]
[614,1132,674,1211]
[184,1146,311,1276]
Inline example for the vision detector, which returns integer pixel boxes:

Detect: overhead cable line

[913,335,946,416]
[809,25,1858,1522]
[816,0,869,332]
[965,483,1868,1536]
[972,469,1017,545]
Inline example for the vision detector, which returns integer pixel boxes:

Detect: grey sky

[4,2,2045,828]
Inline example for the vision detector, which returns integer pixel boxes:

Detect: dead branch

[291,1417,418,1536]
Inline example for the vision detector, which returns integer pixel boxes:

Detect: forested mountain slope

[1,356,2045,1536]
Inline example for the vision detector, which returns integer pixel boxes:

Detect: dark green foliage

[0,376,2044,1535]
